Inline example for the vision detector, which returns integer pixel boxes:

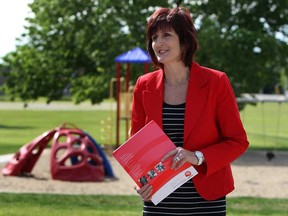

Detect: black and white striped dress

[143,102,226,216]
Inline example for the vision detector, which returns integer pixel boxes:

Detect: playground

[1,90,288,201]
[1,93,288,200]
[0,97,288,215]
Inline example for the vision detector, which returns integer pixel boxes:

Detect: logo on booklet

[185,171,191,177]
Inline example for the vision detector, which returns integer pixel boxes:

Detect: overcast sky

[0,0,33,58]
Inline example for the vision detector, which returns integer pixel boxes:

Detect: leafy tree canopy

[1,0,287,104]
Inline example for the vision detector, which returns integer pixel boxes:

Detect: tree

[1,0,169,104]
[182,0,288,96]
[1,0,287,105]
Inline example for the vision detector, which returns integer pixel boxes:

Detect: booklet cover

[112,120,198,205]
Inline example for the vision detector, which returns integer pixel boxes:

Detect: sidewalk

[0,101,116,111]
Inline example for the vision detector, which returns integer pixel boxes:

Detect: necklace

[164,73,190,87]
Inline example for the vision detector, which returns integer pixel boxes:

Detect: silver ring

[175,156,180,162]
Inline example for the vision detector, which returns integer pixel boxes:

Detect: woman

[131,7,249,215]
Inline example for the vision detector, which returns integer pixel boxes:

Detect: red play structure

[2,47,152,179]
[2,124,114,182]
[2,129,56,176]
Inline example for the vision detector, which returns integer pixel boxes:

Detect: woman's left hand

[161,147,199,169]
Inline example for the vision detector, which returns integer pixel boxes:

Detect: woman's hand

[134,184,153,202]
[162,147,199,169]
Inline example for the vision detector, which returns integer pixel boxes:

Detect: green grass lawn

[0,193,287,216]
[240,102,288,150]
[0,109,128,155]
[0,102,288,155]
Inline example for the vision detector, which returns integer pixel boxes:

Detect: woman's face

[151,27,182,65]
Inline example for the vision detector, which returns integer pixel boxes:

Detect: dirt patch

[0,150,288,198]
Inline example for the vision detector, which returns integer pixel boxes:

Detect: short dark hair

[146,7,198,68]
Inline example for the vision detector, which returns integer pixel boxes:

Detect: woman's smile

[152,29,181,64]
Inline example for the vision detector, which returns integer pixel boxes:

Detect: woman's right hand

[134,184,153,202]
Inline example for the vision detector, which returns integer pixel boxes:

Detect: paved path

[0,101,116,110]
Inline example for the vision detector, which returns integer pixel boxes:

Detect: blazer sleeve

[201,73,249,176]
[130,76,146,136]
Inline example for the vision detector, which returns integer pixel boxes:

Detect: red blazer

[130,62,249,200]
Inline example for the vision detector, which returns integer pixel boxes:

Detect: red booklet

[113,120,198,205]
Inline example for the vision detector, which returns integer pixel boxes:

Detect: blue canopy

[115,47,151,64]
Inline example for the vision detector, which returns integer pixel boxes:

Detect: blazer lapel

[142,70,164,129]
[140,64,208,138]
[184,62,209,145]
